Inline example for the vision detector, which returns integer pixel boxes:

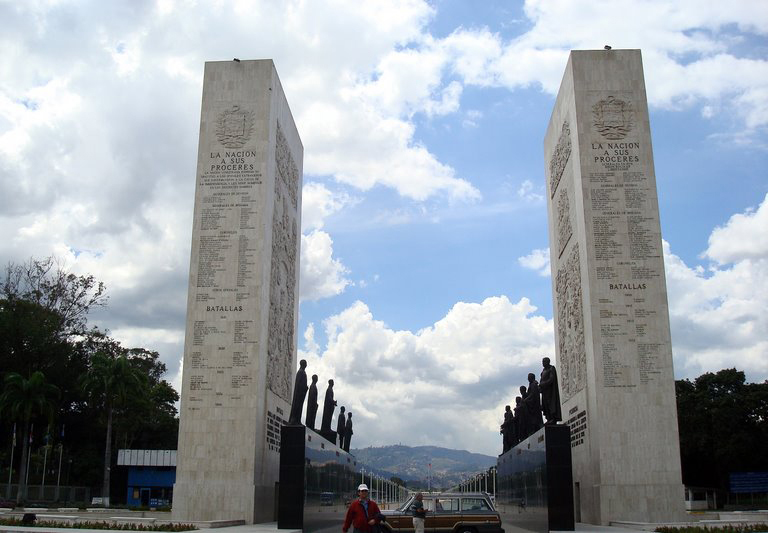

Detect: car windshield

[397,496,414,512]
[398,493,495,512]
[398,495,436,512]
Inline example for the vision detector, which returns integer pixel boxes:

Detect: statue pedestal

[278,425,358,530]
[319,428,337,445]
[497,424,574,532]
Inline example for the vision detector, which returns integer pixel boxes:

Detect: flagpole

[25,423,33,486]
[55,424,65,502]
[42,445,49,488]
[56,444,63,502]
[5,423,15,499]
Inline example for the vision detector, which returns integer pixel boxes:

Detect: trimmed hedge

[0,518,197,531]
[657,525,768,533]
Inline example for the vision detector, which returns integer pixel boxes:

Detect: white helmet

[358,483,369,491]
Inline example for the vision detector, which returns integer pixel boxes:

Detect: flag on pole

[60,424,65,439]
[29,422,34,444]
[12,423,16,448]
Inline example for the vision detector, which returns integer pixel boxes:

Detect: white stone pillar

[544,49,685,524]
[173,59,303,524]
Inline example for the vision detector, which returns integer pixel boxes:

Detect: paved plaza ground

[0,523,665,533]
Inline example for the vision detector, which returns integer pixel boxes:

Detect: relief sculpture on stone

[548,121,571,198]
[266,123,299,401]
[215,105,255,148]
[592,96,634,140]
[556,245,586,401]
[556,187,573,258]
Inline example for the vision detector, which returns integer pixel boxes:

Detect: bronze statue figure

[525,372,544,433]
[512,396,523,445]
[337,405,347,446]
[540,357,562,424]
[288,359,308,425]
[320,379,337,433]
[343,412,353,452]
[305,374,319,429]
[500,405,513,454]
[515,390,529,441]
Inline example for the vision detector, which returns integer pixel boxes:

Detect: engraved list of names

[585,92,667,389]
[187,104,263,411]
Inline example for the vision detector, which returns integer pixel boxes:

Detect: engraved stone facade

[174,59,303,525]
[555,245,586,402]
[592,96,634,140]
[543,51,685,524]
[556,187,573,258]
[216,105,255,148]
[548,121,571,197]
[267,123,299,401]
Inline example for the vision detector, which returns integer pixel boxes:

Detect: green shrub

[657,525,768,533]
[0,517,197,531]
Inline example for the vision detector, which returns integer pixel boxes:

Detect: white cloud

[663,194,768,381]
[665,245,768,382]
[518,248,551,277]
[301,182,355,232]
[300,230,352,302]
[517,179,545,203]
[704,192,768,264]
[0,0,766,458]
[462,109,483,129]
[511,1,768,130]
[297,188,768,454]
[300,296,554,455]
[346,1,768,132]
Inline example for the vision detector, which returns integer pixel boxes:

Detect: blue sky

[0,0,766,457]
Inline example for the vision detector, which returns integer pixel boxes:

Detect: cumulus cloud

[0,0,766,458]
[348,1,768,131]
[300,231,352,302]
[296,190,768,454]
[664,194,768,382]
[301,182,356,232]
[704,192,768,264]
[300,296,554,455]
[518,248,551,277]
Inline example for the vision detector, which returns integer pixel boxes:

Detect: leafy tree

[0,257,103,426]
[1,256,107,337]
[676,368,768,490]
[0,371,59,502]
[0,257,179,501]
[80,353,147,505]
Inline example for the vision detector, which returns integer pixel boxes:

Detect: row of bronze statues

[288,359,354,452]
[500,357,562,454]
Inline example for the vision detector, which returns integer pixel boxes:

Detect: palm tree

[0,371,59,503]
[80,352,146,506]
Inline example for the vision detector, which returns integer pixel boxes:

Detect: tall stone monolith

[544,50,686,524]
[173,59,303,524]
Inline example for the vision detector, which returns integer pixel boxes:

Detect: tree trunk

[103,405,112,506]
[15,419,30,504]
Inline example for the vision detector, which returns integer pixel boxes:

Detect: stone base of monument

[319,428,338,445]
[278,424,358,531]
[496,424,574,533]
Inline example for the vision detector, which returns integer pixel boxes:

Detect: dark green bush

[0,517,197,531]
[657,525,768,533]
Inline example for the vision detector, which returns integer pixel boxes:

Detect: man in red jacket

[343,483,381,533]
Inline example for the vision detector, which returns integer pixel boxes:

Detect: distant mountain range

[350,444,496,489]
